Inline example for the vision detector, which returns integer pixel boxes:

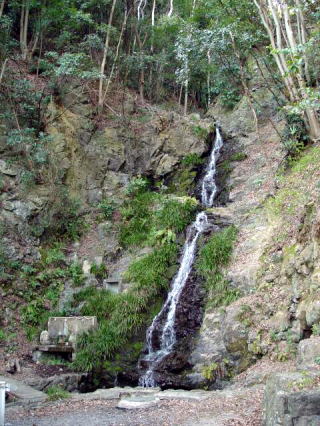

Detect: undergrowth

[73,242,178,371]
[18,244,85,340]
[119,184,198,248]
[197,225,240,307]
[46,386,71,401]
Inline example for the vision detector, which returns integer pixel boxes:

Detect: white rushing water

[139,127,223,387]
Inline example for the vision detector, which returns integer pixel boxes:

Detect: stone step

[156,389,211,401]
[0,375,47,405]
[117,394,160,410]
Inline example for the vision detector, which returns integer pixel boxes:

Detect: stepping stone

[117,394,160,409]
[72,386,160,401]
[156,389,211,401]
[0,375,46,404]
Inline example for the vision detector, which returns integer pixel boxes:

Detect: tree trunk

[103,9,128,102]
[0,58,8,84]
[0,0,5,19]
[98,0,117,109]
[183,80,188,116]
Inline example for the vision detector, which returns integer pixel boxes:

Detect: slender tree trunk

[178,84,183,106]
[0,58,7,84]
[103,10,128,102]
[0,0,5,18]
[98,0,117,109]
[207,50,211,108]
[168,0,173,17]
[139,67,145,103]
[229,31,258,131]
[183,80,188,116]
[253,0,320,140]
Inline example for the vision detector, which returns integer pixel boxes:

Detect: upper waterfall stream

[139,128,223,387]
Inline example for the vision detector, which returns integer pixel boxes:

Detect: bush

[281,114,309,157]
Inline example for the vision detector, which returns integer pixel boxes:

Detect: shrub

[281,114,309,157]
[98,199,116,220]
[90,263,108,280]
[155,198,198,233]
[125,177,149,196]
[182,153,204,167]
[230,152,247,162]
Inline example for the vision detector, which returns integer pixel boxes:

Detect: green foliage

[90,263,108,280]
[69,262,86,287]
[312,323,320,336]
[281,114,309,158]
[201,362,218,380]
[39,353,71,367]
[182,153,204,167]
[230,152,247,162]
[197,226,240,307]
[98,199,116,220]
[119,191,157,247]
[191,125,209,139]
[125,177,150,197]
[34,188,87,241]
[74,243,178,371]
[0,329,6,342]
[119,186,198,249]
[155,198,198,233]
[41,244,66,266]
[46,386,71,401]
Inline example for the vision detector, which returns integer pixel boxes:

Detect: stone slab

[117,395,160,410]
[156,389,211,401]
[0,375,46,404]
[47,316,97,340]
[72,386,161,401]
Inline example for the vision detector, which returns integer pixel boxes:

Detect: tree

[253,0,320,140]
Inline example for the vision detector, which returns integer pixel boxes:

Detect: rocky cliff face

[186,84,320,397]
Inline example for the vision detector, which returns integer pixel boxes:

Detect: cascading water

[139,127,223,387]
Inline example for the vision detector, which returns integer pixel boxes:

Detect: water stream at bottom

[139,128,223,387]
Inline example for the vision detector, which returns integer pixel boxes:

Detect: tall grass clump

[197,226,240,307]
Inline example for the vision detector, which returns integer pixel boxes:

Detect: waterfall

[139,127,223,387]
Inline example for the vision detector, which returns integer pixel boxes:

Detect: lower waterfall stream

[139,127,224,387]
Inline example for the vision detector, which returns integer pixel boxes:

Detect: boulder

[297,337,320,367]
[263,372,320,426]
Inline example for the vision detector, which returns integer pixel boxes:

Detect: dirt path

[6,385,264,426]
